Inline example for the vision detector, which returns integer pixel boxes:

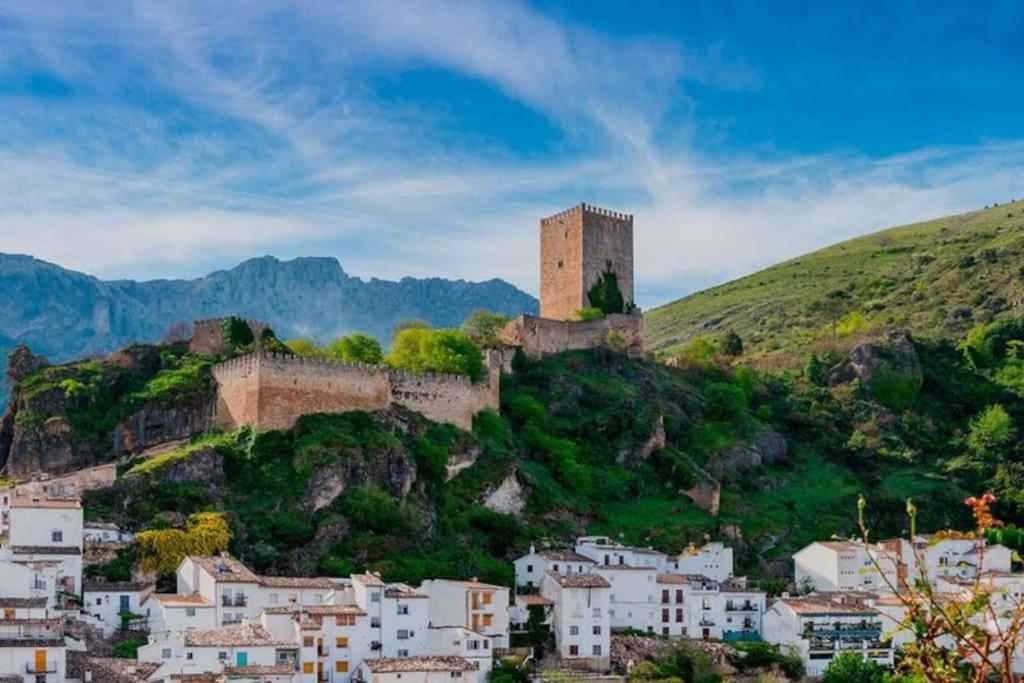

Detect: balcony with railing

[725,602,758,612]
[221,594,247,607]
[27,660,59,674]
[802,621,883,638]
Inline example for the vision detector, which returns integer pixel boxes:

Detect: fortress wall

[499,313,644,359]
[389,363,499,431]
[211,353,264,430]
[211,352,496,432]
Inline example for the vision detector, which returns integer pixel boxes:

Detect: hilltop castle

[499,203,644,358]
[200,202,642,433]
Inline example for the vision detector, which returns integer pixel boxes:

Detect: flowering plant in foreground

[859,493,1024,682]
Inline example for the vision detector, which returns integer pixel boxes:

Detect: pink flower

[982,493,997,503]
[965,497,978,506]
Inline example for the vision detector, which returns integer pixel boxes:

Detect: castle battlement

[541,203,634,225]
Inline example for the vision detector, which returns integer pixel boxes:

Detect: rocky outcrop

[145,446,225,486]
[707,429,788,480]
[483,472,526,516]
[2,416,84,478]
[827,331,921,388]
[445,444,482,481]
[616,415,666,467]
[112,406,213,457]
[7,345,47,381]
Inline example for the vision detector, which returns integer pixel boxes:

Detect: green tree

[136,512,231,577]
[461,310,508,348]
[822,653,887,683]
[967,404,1014,456]
[720,331,744,356]
[286,338,323,357]
[329,333,384,365]
[387,328,485,381]
[392,319,431,340]
[587,269,628,315]
[220,317,255,351]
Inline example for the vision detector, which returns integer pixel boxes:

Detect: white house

[0,616,67,682]
[513,546,595,589]
[82,522,134,544]
[177,555,263,626]
[427,625,493,677]
[673,542,734,582]
[358,656,480,683]
[261,603,370,683]
[419,579,510,648]
[763,594,893,677]
[0,559,54,608]
[664,574,765,641]
[793,541,900,594]
[0,495,83,602]
[345,575,431,659]
[594,565,659,634]
[82,581,153,634]
[138,620,298,681]
[143,593,216,637]
[908,536,1013,582]
[575,536,669,571]
[540,571,611,670]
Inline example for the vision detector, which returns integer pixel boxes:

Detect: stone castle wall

[212,352,500,432]
[499,313,643,359]
[189,318,269,355]
[539,204,633,321]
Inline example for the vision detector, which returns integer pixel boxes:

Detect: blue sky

[0,1,1022,307]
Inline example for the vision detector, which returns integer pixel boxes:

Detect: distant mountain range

[0,254,538,403]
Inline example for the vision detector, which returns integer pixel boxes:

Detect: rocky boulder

[7,345,47,382]
[707,429,788,479]
[827,331,921,388]
[483,471,526,516]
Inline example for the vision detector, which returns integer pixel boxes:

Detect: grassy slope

[646,200,1024,364]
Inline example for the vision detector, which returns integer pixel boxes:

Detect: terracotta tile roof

[435,579,507,590]
[385,583,427,598]
[258,575,336,589]
[352,573,385,587]
[516,594,553,606]
[535,550,595,563]
[223,664,298,675]
[10,545,81,555]
[776,597,879,616]
[83,581,152,593]
[0,597,47,608]
[364,656,476,673]
[67,653,160,682]
[302,605,367,616]
[187,555,259,583]
[183,622,293,647]
[545,571,610,588]
[814,541,862,552]
[657,573,711,584]
[148,593,213,607]
[11,495,80,509]
[596,565,657,572]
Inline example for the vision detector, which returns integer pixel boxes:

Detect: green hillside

[646,200,1024,365]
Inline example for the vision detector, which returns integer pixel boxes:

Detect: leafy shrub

[730,641,804,678]
[220,317,255,351]
[387,328,485,381]
[720,331,743,356]
[967,404,1014,456]
[286,338,324,357]
[338,485,417,536]
[587,269,627,315]
[822,651,887,682]
[136,512,231,577]
[574,307,605,322]
[329,333,383,364]
[836,311,872,337]
[703,383,749,420]
[868,368,922,411]
[461,310,508,348]
[674,336,718,369]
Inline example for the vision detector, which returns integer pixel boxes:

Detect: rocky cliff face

[0,253,538,408]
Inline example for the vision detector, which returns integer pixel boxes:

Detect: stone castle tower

[539,203,634,321]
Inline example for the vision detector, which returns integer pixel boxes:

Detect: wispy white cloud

[0,0,1020,307]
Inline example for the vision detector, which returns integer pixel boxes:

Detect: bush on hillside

[574,306,605,322]
[329,333,384,365]
[461,309,509,348]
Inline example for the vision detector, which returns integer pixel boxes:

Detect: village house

[82,581,153,635]
[419,579,510,649]
[793,541,901,593]
[540,571,611,671]
[82,522,134,544]
[512,546,595,590]
[65,653,161,683]
[574,536,670,571]
[0,559,54,610]
[425,626,493,678]
[346,575,431,659]
[143,593,217,637]
[176,555,263,626]
[763,594,894,677]
[356,656,480,683]
[0,613,67,683]
[667,575,765,641]
[261,603,368,683]
[672,542,734,582]
[594,565,659,634]
[0,495,83,604]
[138,620,298,682]
[901,535,1013,582]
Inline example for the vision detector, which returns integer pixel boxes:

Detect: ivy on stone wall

[587,269,633,316]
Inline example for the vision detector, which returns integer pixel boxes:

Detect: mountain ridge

[0,253,538,405]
